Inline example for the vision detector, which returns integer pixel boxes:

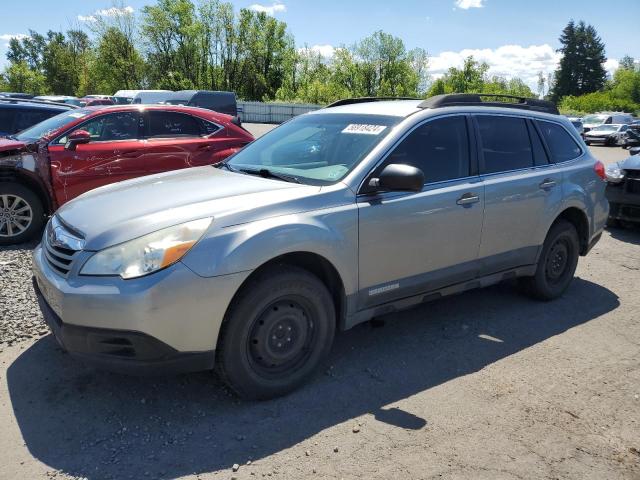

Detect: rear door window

[536,121,582,163]
[14,109,58,132]
[147,111,202,138]
[527,121,550,166]
[476,116,533,174]
[384,115,470,183]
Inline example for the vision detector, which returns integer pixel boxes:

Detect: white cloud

[78,5,134,22]
[0,33,28,46]
[454,0,484,9]
[604,58,619,75]
[430,44,622,90]
[429,44,561,90]
[306,44,335,58]
[248,2,286,15]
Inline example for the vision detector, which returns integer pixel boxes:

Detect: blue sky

[1,0,638,90]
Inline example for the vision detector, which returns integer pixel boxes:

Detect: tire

[585,140,591,146]
[216,265,336,400]
[520,220,580,301]
[0,182,45,245]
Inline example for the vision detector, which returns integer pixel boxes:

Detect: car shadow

[607,223,640,245]
[7,278,619,479]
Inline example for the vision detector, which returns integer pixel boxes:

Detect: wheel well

[229,252,346,330]
[0,169,52,214]
[556,207,589,255]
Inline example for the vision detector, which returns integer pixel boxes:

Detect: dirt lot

[0,145,639,480]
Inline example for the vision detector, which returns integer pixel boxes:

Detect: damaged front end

[0,139,55,213]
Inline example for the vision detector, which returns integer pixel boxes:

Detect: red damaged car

[0,105,254,244]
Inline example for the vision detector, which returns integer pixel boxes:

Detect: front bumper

[606,181,640,223]
[32,244,251,374]
[585,135,613,144]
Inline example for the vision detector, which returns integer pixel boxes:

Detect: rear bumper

[34,278,215,375]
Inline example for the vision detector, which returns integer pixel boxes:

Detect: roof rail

[326,97,420,108]
[418,94,559,115]
[0,97,78,109]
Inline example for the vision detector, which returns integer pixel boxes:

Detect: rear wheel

[0,183,45,245]
[216,265,336,400]
[520,220,579,300]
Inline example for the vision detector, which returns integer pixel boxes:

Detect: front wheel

[520,220,580,301]
[216,265,336,400]
[0,182,45,245]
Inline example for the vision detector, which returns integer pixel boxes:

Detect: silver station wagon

[33,94,609,399]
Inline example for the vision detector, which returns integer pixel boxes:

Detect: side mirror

[630,146,640,156]
[369,164,424,192]
[65,130,91,150]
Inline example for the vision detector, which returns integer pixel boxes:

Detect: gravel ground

[0,145,638,480]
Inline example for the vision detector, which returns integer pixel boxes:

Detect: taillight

[594,160,606,180]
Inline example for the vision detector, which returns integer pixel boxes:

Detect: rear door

[142,110,238,171]
[475,114,564,274]
[47,111,145,203]
[357,115,484,308]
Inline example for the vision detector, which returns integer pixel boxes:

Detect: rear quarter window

[536,121,582,163]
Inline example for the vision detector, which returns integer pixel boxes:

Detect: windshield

[14,109,91,141]
[226,113,401,185]
[582,115,607,124]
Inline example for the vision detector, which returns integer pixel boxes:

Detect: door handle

[456,192,480,206]
[539,178,557,190]
[119,150,140,158]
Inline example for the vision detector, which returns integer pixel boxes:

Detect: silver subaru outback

[33,94,609,399]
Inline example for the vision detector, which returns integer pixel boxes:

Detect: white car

[584,124,629,146]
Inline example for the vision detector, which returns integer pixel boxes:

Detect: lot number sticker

[342,124,387,135]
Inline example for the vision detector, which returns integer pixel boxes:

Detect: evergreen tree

[551,20,607,101]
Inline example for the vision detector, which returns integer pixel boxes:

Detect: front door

[48,111,144,204]
[357,115,484,310]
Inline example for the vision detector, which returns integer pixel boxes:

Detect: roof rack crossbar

[326,97,420,108]
[417,93,559,115]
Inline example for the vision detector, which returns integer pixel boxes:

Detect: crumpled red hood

[0,138,28,153]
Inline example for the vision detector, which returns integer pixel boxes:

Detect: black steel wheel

[216,265,335,400]
[520,219,579,300]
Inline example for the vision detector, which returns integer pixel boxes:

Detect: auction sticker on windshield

[342,124,387,135]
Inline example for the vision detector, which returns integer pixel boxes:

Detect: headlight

[80,218,212,279]
[605,162,625,184]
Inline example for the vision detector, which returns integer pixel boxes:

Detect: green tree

[551,20,607,101]
[1,61,47,94]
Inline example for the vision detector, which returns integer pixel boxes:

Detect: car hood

[0,137,29,153]
[586,130,615,137]
[621,154,640,171]
[57,166,320,250]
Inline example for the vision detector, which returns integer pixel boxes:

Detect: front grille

[43,217,84,277]
[620,205,640,220]
[624,170,640,195]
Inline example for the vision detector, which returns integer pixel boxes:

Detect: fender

[181,204,359,297]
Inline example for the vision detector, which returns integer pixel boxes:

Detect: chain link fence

[238,101,321,124]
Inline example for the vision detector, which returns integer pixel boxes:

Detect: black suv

[0,98,75,137]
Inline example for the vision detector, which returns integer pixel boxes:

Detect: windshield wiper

[216,162,236,172]
[236,167,302,184]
